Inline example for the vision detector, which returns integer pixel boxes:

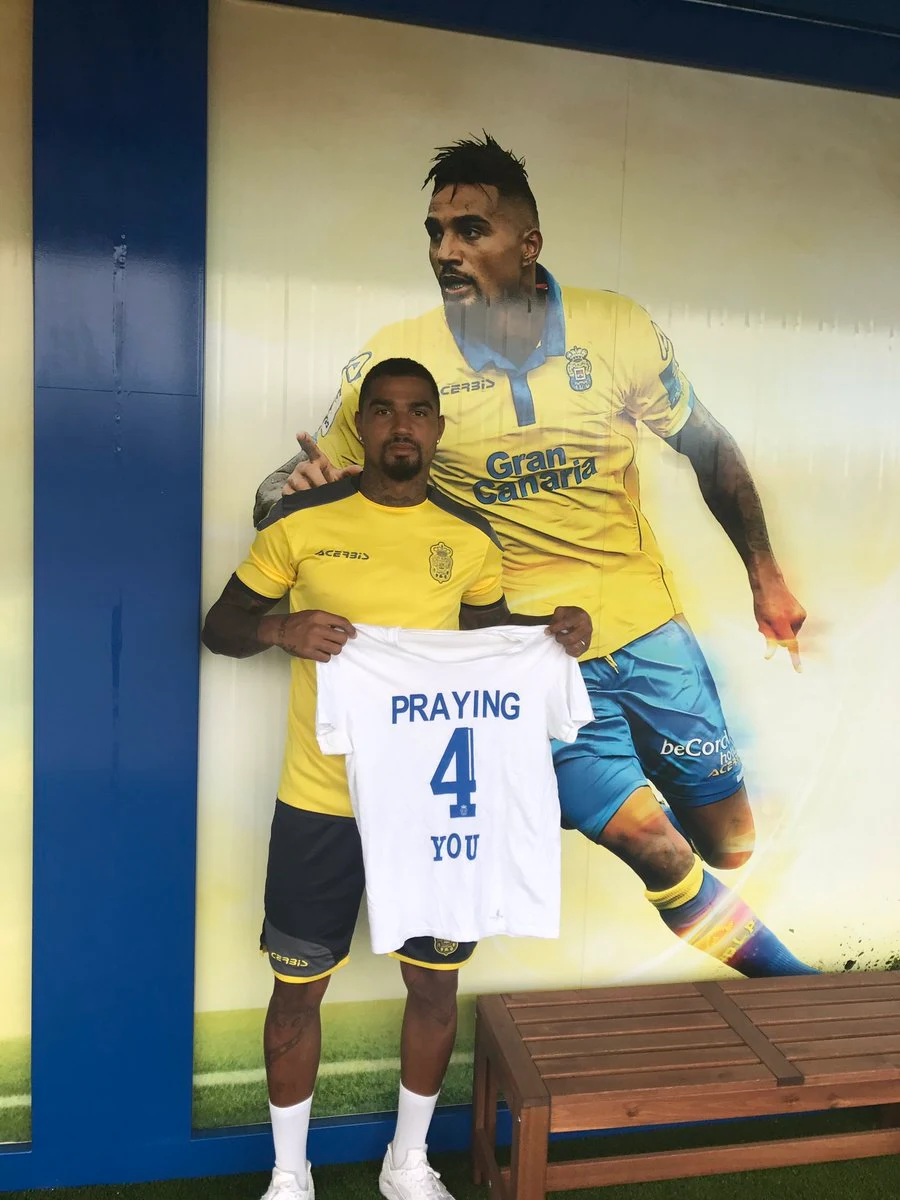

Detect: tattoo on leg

[265,1023,314,1069]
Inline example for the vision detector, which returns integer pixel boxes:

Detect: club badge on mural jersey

[429,542,454,583]
[565,346,593,392]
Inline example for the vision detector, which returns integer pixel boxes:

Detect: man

[203,357,591,1200]
[255,134,815,978]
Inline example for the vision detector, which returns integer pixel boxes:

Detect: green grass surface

[0,1034,30,1143]
[193,997,477,1127]
[194,997,477,1071]
[0,997,478,1143]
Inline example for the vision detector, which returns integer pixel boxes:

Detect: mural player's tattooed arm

[665,397,807,669]
[254,448,306,529]
[254,434,364,529]
[460,597,592,658]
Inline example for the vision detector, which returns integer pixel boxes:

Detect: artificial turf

[9,1150,900,1200]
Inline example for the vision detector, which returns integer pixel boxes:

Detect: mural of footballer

[254,134,814,977]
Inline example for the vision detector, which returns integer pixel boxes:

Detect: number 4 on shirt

[430,727,476,819]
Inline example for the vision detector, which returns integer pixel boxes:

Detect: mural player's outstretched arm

[253,449,305,529]
[253,364,370,528]
[664,398,807,670]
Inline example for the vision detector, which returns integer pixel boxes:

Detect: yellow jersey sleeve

[618,302,695,439]
[313,350,369,469]
[235,516,297,600]
[461,536,505,608]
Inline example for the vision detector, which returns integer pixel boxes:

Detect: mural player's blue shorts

[552,618,744,842]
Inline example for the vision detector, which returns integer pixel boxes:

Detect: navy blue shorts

[261,802,476,981]
[553,619,744,841]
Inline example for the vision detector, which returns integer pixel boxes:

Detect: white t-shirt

[315,624,593,954]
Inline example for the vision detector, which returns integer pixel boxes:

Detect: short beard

[382,452,423,481]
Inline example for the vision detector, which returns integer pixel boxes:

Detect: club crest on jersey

[433,939,458,957]
[429,541,453,583]
[565,346,593,392]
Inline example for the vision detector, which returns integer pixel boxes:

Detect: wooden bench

[471,971,900,1198]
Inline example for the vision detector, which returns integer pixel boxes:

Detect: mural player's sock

[391,1083,440,1166]
[270,1095,313,1185]
[646,855,818,977]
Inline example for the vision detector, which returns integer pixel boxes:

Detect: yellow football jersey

[236,478,504,816]
[315,269,695,660]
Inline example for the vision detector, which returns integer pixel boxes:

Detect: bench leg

[472,1031,497,1185]
[509,1104,550,1200]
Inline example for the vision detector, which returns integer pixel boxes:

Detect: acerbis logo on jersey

[472,445,597,507]
[440,378,494,395]
[429,541,454,582]
[316,548,370,560]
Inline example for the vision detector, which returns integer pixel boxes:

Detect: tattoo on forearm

[670,402,774,569]
[201,577,280,658]
[275,616,290,652]
[253,451,307,528]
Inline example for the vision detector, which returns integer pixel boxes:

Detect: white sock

[391,1083,440,1167]
[270,1095,313,1185]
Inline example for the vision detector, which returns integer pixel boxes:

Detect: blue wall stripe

[10,0,898,1190]
[282,0,900,98]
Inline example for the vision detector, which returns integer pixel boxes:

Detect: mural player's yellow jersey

[316,268,695,660]
[235,478,504,816]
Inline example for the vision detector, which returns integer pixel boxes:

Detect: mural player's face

[355,375,444,482]
[425,184,534,308]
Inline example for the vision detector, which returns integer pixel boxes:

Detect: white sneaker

[260,1165,315,1200]
[379,1145,454,1200]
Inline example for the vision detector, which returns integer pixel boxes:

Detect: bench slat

[547,1061,774,1096]
[519,1012,730,1039]
[726,983,900,1010]
[719,972,899,995]
[510,996,716,1025]
[541,1127,900,1189]
[745,1000,900,1025]
[504,982,700,1007]
[779,1033,900,1060]
[793,1053,900,1083]
[525,1028,745,1058]
[759,1015,900,1042]
[535,1043,760,1079]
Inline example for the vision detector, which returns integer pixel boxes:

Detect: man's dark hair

[358,357,441,411]
[423,131,539,226]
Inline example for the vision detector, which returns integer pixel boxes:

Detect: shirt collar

[447,265,566,376]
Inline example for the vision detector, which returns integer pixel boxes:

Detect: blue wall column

[28,0,207,1184]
